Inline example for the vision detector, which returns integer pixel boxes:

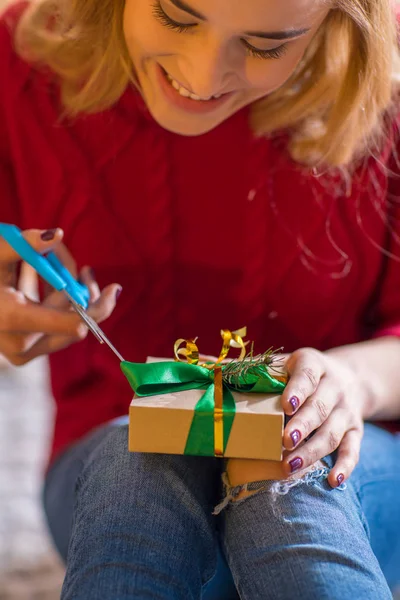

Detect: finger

[283,408,349,476]
[79,266,101,303]
[0,228,64,265]
[15,328,89,364]
[0,288,87,336]
[87,283,122,324]
[0,294,45,355]
[283,377,339,450]
[327,425,363,488]
[281,348,325,415]
[0,330,39,358]
[17,263,38,298]
[0,228,64,288]
[19,283,122,362]
[53,242,78,278]
[42,288,73,310]
[40,241,78,299]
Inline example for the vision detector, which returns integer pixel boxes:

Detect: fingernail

[289,456,303,473]
[290,429,301,447]
[337,473,344,486]
[289,396,299,413]
[89,267,96,280]
[40,229,57,241]
[115,287,123,301]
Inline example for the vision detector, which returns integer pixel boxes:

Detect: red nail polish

[290,429,301,447]
[115,287,123,301]
[289,456,303,473]
[40,229,57,241]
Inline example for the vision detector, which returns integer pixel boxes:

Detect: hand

[280,347,364,487]
[0,228,122,365]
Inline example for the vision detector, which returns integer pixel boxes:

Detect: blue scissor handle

[0,223,90,309]
[46,252,90,309]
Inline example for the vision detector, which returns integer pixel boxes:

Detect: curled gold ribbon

[217,327,248,365]
[174,327,248,368]
[173,337,199,364]
[174,328,248,456]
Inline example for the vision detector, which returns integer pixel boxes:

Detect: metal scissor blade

[64,292,125,362]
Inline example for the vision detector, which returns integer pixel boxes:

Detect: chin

[143,91,251,137]
[147,107,228,137]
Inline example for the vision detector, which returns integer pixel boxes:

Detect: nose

[179,35,238,98]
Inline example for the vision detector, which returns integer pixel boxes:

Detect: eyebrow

[168,0,311,40]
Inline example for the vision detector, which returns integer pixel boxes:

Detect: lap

[221,423,400,599]
[44,424,236,599]
[44,424,221,560]
[351,423,400,587]
[43,422,400,599]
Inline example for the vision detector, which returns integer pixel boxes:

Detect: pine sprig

[222,343,284,387]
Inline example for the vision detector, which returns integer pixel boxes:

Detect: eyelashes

[151,1,288,60]
[241,39,288,60]
[151,1,195,34]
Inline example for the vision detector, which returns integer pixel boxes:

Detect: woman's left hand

[281,347,364,487]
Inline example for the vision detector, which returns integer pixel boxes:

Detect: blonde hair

[14,0,400,167]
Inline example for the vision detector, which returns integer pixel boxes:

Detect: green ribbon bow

[121,360,286,457]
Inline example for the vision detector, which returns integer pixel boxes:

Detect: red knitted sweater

[1,4,399,463]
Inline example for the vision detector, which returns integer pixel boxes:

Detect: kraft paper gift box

[121,335,287,461]
[127,386,284,461]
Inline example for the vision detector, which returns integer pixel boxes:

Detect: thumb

[0,228,64,264]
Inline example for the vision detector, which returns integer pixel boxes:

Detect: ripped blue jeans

[43,423,400,599]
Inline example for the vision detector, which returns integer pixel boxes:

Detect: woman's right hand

[0,228,122,366]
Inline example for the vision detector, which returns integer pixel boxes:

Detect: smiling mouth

[161,67,224,102]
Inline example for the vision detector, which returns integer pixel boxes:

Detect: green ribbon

[121,360,286,457]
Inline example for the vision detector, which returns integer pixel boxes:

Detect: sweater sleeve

[370,141,400,340]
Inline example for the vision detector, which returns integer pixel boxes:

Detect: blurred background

[1,1,400,599]
[0,1,64,595]
[0,265,65,599]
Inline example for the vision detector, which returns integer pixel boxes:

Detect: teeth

[165,71,221,101]
[178,86,191,98]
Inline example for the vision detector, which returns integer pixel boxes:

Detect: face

[123,0,330,136]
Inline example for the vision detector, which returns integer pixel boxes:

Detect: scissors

[0,223,125,362]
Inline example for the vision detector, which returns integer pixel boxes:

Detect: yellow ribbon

[213,366,224,456]
[174,328,248,456]
[174,327,248,368]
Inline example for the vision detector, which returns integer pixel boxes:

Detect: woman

[0,0,399,597]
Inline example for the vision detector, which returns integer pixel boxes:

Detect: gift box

[121,329,286,461]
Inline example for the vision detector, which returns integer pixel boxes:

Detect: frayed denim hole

[214,473,271,514]
[270,466,332,496]
[215,463,348,514]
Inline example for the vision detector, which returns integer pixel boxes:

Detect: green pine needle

[222,343,284,387]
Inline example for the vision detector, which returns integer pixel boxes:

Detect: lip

[155,63,233,114]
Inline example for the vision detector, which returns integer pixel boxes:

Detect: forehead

[185,0,330,30]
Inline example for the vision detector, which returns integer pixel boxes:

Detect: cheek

[123,0,166,63]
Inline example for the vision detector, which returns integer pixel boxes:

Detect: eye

[151,1,289,61]
[152,1,197,34]
[241,39,288,60]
